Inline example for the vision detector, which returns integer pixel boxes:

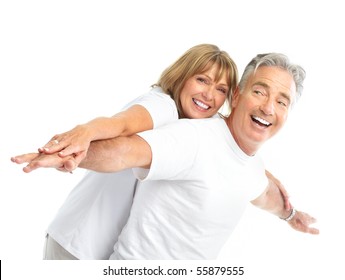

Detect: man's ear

[231,86,240,108]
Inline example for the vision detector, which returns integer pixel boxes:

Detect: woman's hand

[38,124,92,165]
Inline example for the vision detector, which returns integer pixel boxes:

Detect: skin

[180,67,229,119]
[226,66,317,233]
[11,66,317,234]
[12,64,230,171]
[227,66,295,155]
[36,65,229,163]
[12,65,292,209]
[77,65,317,234]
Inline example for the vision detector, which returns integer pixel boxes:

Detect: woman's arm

[11,134,152,173]
[39,105,153,165]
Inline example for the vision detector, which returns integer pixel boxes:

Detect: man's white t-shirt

[110,117,268,260]
[47,87,178,259]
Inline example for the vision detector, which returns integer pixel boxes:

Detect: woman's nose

[201,88,214,101]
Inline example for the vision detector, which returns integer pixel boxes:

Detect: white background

[1,0,344,279]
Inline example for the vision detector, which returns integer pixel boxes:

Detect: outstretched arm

[11,135,152,173]
[79,135,152,172]
[251,179,319,235]
[265,170,291,211]
[38,105,153,164]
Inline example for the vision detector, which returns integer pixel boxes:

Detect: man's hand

[252,179,319,235]
[11,152,77,173]
[287,210,319,235]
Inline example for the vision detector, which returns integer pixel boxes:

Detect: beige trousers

[43,234,78,260]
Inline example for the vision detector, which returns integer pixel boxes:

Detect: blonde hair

[156,44,238,118]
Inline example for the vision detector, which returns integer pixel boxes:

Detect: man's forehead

[249,66,296,93]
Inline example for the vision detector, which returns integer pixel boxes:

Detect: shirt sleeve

[121,87,179,128]
[132,119,199,181]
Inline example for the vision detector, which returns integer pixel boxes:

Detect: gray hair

[238,53,306,107]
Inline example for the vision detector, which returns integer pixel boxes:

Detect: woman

[12,44,290,259]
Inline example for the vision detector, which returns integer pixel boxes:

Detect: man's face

[229,66,296,155]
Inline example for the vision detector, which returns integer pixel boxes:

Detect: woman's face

[180,65,229,119]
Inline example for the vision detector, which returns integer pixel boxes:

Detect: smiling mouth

[251,115,272,127]
[192,98,210,110]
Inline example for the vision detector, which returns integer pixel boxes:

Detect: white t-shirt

[110,118,267,260]
[47,87,178,259]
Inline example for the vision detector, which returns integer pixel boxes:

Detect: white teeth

[252,116,271,126]
[193,99,210,109]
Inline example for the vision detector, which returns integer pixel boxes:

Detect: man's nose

[260,98,274,115]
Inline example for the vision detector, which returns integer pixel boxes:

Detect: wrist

[280,208,296,221]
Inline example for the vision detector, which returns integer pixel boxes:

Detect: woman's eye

[197,77,207,84]
[218,88,227,94]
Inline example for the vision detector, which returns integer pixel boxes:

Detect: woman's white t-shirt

[46,87,178,259]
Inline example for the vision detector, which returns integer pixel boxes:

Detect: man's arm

[79,135,152,172]
[265,170,291,211]
[11,135,152,173]
[251,179,319,235]
[38,105,154,166]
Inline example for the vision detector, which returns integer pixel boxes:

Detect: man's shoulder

[150,117,227,140]
[179,116,225,127]
[189,117,227,133]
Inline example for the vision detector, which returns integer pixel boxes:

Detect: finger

[307,216,317,225]
[22,155,65,173]
[38,138,64,154]
[56,166,71,173]
[11,153,39,164]
[60,151,85,167]
[300,212,317,224]
[300,222,320,235]
[63,159,78,172]
[23,164,40,173]
[58,145,83,158]
[307,227,320,235]
[73,151,86,166]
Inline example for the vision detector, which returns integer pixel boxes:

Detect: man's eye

[254,90,263,95]
[278,101,287,107]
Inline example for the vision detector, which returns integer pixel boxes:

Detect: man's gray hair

[238,53,306,107]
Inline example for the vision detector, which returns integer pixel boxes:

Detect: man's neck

[225,116,259,156]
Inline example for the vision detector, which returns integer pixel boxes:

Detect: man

[12,53,319,259]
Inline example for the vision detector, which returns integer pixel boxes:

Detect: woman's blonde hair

[156,44,238,118]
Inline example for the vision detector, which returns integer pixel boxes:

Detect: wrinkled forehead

[250,66,296,97]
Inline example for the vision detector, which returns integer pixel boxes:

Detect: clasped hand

[11,125,92,173]
[11,152,77,173]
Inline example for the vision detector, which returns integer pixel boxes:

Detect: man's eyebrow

[279,92,291,103]
[253,82,291,103]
